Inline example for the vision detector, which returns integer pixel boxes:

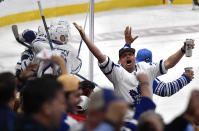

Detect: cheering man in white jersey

[73,22,195,107]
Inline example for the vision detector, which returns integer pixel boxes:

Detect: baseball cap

[136,48,152,63]
[88,89,123,110]
[119,47,135,58]
[57,74,80,92]
[22,29,37,43]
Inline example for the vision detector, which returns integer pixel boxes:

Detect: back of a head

[136,48,152,63]
[88,89,120,111]
[0,72,16,105]
[137,110,164,131]
[22,77,62,114]
[186,90,199,124]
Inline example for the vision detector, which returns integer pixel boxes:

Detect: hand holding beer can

[185,39,192,57]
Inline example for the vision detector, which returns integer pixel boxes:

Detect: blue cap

[136,48,152,63]
[22,29,36,43]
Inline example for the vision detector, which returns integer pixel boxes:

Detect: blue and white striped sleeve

[153,74,191,97]
[98,56,120,83]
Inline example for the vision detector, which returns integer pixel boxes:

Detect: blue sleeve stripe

[161,83,165,96]
[174,82,176,93]
[100,57,110,69]
[176,81,180,91]
[181,78,186,86]
[177,79,182,88]
[169,83,172,96]
[176,80,180,89]
[180,78,184,86]
[171,82,174,95]
[104,63,115,75]
[159,60,164,75]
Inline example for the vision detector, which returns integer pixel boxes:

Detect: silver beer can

[185,39,192,57]
[184,67,193,72]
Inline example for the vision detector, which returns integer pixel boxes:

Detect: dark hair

[79,80,95,97]
[22,77,62,114]
[41,74,58,80]
[137,121,157,131]
[0,72,16,105]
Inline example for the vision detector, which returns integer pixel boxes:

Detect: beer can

[184,67,193,72]
[185,39,192,57]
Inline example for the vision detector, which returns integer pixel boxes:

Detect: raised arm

[153,71,194,97]
[73,22,106,63]
[51,56,67,75]
[136,73,152,99]
[164,40,195,70]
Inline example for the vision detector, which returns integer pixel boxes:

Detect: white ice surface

[0,5,199,123]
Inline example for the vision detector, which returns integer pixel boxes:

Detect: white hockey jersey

[98,56,167,106]
[31,36,81,77]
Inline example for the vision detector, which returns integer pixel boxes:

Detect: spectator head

[137,110,164,131]
[79,80,95,97]
[136,48,152,63]
[57,74,82,113]
[22,77,66,129]
[86,89,122,130]
[185,89,199,125]
[119,47,136,73]
[0,72,16,108]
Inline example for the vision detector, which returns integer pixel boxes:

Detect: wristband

[181,48,185,54]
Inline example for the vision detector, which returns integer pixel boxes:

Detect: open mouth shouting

[126,59,132,66]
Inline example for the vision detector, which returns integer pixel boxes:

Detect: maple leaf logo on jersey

[129,85,141,106]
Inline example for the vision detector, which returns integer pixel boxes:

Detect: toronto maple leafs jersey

[98,56,167,106]
[31,36,81,76]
